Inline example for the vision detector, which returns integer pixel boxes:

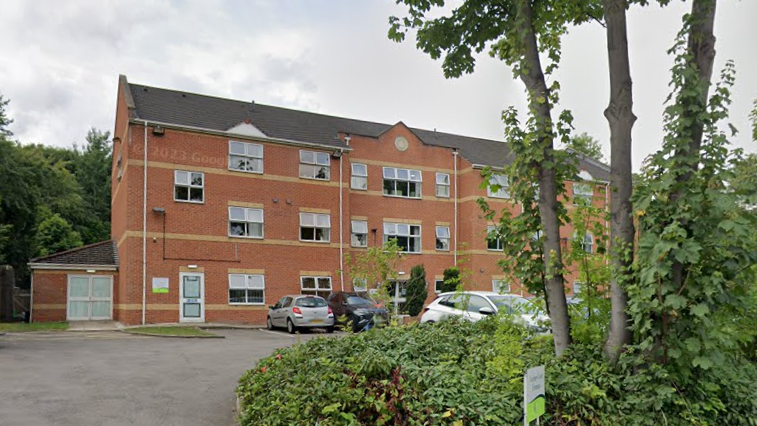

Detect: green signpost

[524,365,546,425]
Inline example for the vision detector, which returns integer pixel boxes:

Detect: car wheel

[326,325,335,334]
[351,315,361,333]
[266,316,274,330]
[287,319,296,334]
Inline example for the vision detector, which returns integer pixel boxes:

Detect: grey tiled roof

[30,240,118,266]
[127,82,610,181]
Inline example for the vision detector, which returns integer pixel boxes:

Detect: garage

[28,240,118,323]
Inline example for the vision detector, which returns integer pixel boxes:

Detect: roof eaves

[29,240,115,264]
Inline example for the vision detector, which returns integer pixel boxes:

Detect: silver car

[267,295,335,334]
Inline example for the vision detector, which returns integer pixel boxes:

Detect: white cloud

[0,0,754,170]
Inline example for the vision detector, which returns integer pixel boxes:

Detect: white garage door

[67,275,113,321]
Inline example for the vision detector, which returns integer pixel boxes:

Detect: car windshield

[346,296,372,305]
[296,297,326,308]
[487,296,533,313]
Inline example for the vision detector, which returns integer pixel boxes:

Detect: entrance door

[179,272,204,323]
[67,275,113,321]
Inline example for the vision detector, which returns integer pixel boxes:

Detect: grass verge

[124,326,219,337]
[0,322,69,333]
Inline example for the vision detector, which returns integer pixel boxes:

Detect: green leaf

[690,303,709,318]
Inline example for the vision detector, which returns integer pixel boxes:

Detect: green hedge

[237,319,757,425]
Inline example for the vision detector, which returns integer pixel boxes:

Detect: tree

[750,99,756,141]
[441,266,461,293]
[404,264,428,316]
[389,0,600,357]
[570,132,606,163]
[35,208,83,257]
[601,0,637,363]
[0,93,12,137]
[345,239,404,312]
[74,128,112,243]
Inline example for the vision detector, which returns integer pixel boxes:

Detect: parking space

[0,328,337,426]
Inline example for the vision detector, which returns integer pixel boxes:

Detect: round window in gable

[394,136,409,152]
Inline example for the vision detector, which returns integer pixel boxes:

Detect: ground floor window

[492,279,509,294]
[434,279,444,293]
[301,276,332,298]
[228,274,265,304]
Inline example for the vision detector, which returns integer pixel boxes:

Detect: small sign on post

[524,365,546,426]
[152,277,169,294]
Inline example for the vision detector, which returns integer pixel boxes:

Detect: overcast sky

[1,0,755,170]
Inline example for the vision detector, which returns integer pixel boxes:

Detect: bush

[403,264,427,316]
[237,319,757,426]
[441,266,460,293]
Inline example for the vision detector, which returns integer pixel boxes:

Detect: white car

[420,291,549,331]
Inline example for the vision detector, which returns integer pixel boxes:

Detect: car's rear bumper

[292,317,335,328]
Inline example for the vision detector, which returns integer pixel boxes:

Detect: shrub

[237,319,757,426]
[403,264,427,316]
[441,266,460,293]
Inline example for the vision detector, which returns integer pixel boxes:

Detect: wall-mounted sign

[524,365,546,425]
[152,277,169,294]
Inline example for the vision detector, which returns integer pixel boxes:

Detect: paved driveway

[0,329,333,426]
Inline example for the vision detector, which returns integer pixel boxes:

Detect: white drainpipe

[142,121,148,325]
[339,149,345,292]
[453,150,459,265]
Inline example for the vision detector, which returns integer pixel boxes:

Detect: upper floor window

[229,141,263,173]
[299,150,330,180]
[581,233,593,253]
[351,220,368,247]
[229,274,265,305]
[573,183,593,205]
[384,222,421,253]
[174,170,204,203]
[436,173,450,198]
[487,174,509,199]
[383,167,422,199]
[435,226,450,251]
[228,207,264,238]
[487,225,504,251]
[301,276,332,298]
[351,163,368,190]
[300,212,331,242]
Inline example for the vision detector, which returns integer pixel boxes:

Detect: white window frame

[382,167,422,199]
[487,225,504,251]
[300,212,331,242]
[299,150,331,180]
[581,233,593,253]
[228,207,264,239]
[435,226,450,251]
[436,173,450,198]
[434,279,444,294]
[573,183,593,205]
[228,274,265,305]
[174,170,204,203]
[351,163,368,190]
[487,174,509,199]
[228,140,264,174]
[573,281,583,296]
[351,220,368,247]
[492,279,510,294]
[383,222,422,253]
[300,276,332,298]
[353,278,368,292]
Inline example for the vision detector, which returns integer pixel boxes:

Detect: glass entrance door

[179,273,204,322]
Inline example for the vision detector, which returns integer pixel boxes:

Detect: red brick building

[30,75,609,325]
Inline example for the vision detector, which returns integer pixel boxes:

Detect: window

[573,281,583,296]
[174,170,204,203]
[353,278,367,292]
[434,279,444,294]
[299,150,330,180]
[487,174,509,199]
[301,276,332,298]
[581,233,593,253]
[300,213,331,242]
[228,207,264,238]
[351,220,368,247]
[228,274,265,304]
[436,173,450,197]
[492,279,510,294]
[487,225,503,251]
[229,141,263,173]
[573,183,593,205]
[351,163,367,190]
[384,222,421,253]
[383,167,422,198]
[435,226,450,251]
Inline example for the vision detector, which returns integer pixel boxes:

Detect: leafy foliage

[403,264,427,316]
[569,132,606,162]
[34,208,83,257]
[441,266,460,293]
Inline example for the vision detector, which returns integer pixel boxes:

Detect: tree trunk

[515,0,571,357]
[670,0,717,312]
[602,0,636,364]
